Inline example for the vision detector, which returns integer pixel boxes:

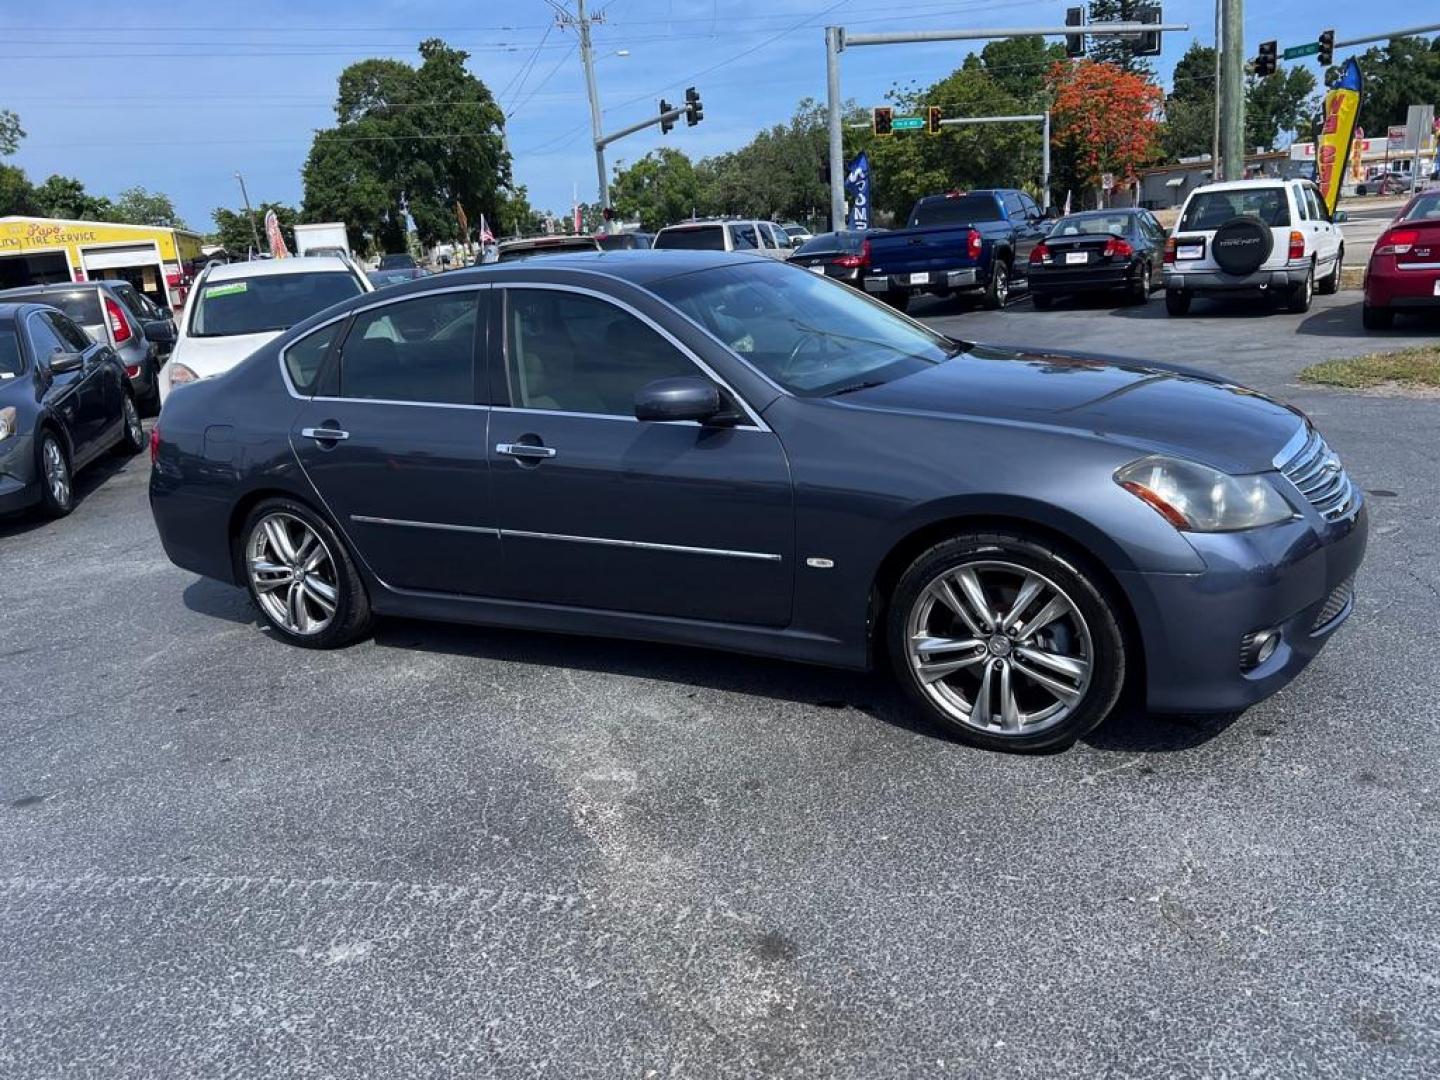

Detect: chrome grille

[1275,426,1356,522]
[1311,577,1354,633]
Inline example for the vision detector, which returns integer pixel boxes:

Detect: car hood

[838,343,1305,474]
[170,331,284,379]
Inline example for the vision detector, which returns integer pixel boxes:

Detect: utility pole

[571,0,610,219]
[233,171,262,255]
[825,26,845,231]
[1211,0,1222,179]
[1218,0,1244,181]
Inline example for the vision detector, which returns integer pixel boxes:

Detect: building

[1135,151,1293,210]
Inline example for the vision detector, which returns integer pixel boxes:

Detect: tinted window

[190,272,364,337]
[379,254,417,270]
[795,232,863,256]
[0,326,22,378]
[1403,192,1440,221]
[339,292,478,404]
[112,283,149,319]
[653,261,962,397]
[1002,193,1026,219]
[909,195,1003,227]
[504,289,697,416]
[1049,213,1135,238]
[597,234,635,251]
[1179,187,1290,230]
[7,289,102,327]
[49,313,93,352]
[730,224,759,250]
[1020,194,1040,219]
[654,226,726,251]
[284,320,344,395]
[25,312,68,363]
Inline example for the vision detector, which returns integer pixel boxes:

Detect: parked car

[788,230,877,285]
[863,189,1050,312]
[597,232,654,251]
[1162,178,1344,316]
[1027,208,1168,308]
[496,236,602,262]
[0,302,146,517]
[653,219,793,259]
[161,256,371,403]
[0,280,173,411]
[150,252,1366,753]
[1362,189,1440,329]
[781,222,814,246]
[378,253,419,271]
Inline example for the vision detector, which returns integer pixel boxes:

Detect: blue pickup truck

[862,189,1051,311]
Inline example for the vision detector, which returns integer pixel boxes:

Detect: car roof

[0,280,121,296]
[203,256,356,281]
[1062,207,1141,216]
[1188,179,1293,193]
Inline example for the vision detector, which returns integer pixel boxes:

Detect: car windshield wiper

[785,318,963,361]
[826,380,888,396]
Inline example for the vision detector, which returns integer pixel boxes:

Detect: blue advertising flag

[845,152,870,230]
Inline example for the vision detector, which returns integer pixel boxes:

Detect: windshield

[654,226,725,251]
[1180,188,1290,231]
[1049,214,1134,238]
[651,261,962,396]
[189,272,364,337]
[0,326,21,378]
[909,195,1002,228]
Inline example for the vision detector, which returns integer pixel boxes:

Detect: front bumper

[1118,498,1368,714]
[0,434,39,515]
[1163,263,1309,293]
[864,268,980,294]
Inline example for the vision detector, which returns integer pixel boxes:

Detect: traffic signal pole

[1219,0,1245,181]
[824,20,1190,228]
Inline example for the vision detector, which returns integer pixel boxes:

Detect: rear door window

[730,224,759,250]
[0,327,23,378]
[284,319,346,396]
[48,312,94,352]
[337,292,479,405]
[25,311,68,363]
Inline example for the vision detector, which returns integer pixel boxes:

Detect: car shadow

[1104,293,1287,321]
[0,450,137,540]
[1297,301,1440,337]
[182,577,260,626]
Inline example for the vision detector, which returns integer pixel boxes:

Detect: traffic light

[1064,7,1085,59]
[1135,3,1162,58]
[659,98,674,135]
[685,86,703,126]
[873,106,893,137]
[1254,40,1277,78]
[1317,29,1335,66]
[926,105,943,135]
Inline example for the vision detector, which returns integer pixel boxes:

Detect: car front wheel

[240,498,372,648]
[887,532,1127,752]
[115,393,146,456]
[36,433,73,518]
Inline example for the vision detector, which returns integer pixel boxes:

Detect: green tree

[211,203,296,255]
[1337,35,1440,139]
[32,175,115,220]
[977,36,1067,101]
[302,38,514,253]
[0,110,22,156]
[1163,43,1217,159]
[611,148,702,232]
[1086,1,1155,75]
[1246,66,1318,151]
[111,186,185,228]
[0,164,36,215]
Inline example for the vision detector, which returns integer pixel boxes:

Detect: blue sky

[0,0,1418,233]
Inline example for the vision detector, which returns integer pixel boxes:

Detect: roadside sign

[892,116,925,132]
[1388,125,1407,149]
[1283,42,1320,60]
[1101,172,1115,191]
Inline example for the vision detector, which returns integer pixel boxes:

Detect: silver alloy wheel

[124,395,142,444]
[994,263,1009,305]
[905,559,1094,736]
[246,512,340,636]
[42,438,69,507]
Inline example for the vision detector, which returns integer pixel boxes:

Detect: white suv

[653,219,794,259]
[1163,178,1344,316]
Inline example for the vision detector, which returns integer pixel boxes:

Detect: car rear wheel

[1128,261,1152,304]
[883,290,910,313]
[1362,303,1394,330]
[241,498,372,649]
[1165,289,1191,316]
[1287,264,1314,313]
[887,532,1127,753]
[36,433,74,518]
[983,259,1010,309]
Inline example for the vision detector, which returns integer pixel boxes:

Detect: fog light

[1240,629,1282,671]
[1255,632,1279,665]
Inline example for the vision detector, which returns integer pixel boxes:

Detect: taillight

[104,296,132,344]
[124,364,141,378]
[1103,237,1134,258]
[1163,236,1177,264]
[966,228,982,260]
[1375,228,1419,256]
[149,422,161,464]
[1029,242,1050,265]
[833,238,871,269]
[1288,230,1305,261]
[165,272,182,288]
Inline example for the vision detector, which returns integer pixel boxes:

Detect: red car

[1363,190,1440,329]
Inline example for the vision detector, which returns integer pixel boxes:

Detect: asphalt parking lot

[3,292,1438,1078]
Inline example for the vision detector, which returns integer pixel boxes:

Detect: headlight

[1115,456,1293,532]
[0,406,16,442]
[167,362,199,389]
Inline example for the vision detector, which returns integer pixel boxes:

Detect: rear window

[1049,214,1135,238]
[7,290,102,327]
[190,272,364,337]
[379,254,416,270]
[654,225,726,251]
[0,326,22,378]
[1179,188,1291,231]
[795,232,863,256]
[496,239,597,262]
[909,195,1003,228]
[1403,192,1440,221]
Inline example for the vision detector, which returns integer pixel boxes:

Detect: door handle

[301,427,350,442]
[496,442,556,460]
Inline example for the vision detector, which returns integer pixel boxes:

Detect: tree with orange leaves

[1045,60,1163,203]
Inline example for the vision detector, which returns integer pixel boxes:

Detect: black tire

[1127,260,1152,304]
[1286,263,1314,313]
[115,392,146,456]
[983,258,1010,310]
[140,359,163,414]
[1164,289,1191,316]
[1317,249,1342,295]
[883,290,910,314]
[35,430,74,519]
[1031,291,1054,310]
[238,497,373,649]
[885,531,1127,753]
[1362,303,1394,330]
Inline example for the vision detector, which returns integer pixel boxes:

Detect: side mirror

[634,376,725,424]
[46,350,84,375]
[1334,209,1349,223]
[144,319,176,345]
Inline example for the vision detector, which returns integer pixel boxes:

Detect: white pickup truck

[293,222,351,260]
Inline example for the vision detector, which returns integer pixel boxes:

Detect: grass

[1299,345,1440,390]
